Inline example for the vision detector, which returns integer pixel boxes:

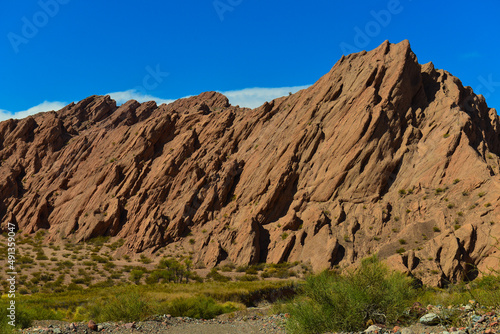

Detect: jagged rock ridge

[1,40,499,286]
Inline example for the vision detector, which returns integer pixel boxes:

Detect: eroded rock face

[1,40,499,286]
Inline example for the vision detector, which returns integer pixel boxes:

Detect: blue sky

[1,0,499,120]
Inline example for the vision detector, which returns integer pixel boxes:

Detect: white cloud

[459,52,482,60]
[220,85,311,109]
[0,90,175,122]
[106,89,175,106]
[0,84,312,122]
[0,101,67,122]
[107,85,313,109]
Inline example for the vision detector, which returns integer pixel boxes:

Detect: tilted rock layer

[1,40,499,286]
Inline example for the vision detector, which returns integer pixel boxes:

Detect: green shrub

[18,256,34,264]
[89,290,152,322]
[129,269,144,284]
[0,304,32,331]
[91,278,115,289]
[236,274,259,282]
[0,300,63,331]
[104,262,116,270]
[235,265,248,272]
[91,254,108,263]
[160,296,237,319]
[220,263,235,272]
[109,239,125,250]
[206,269,231,282]
[87,236,111,247]
[36,250,48,261]
[245,267,259,275]
[67,283,84,291]
[286,255,415,333]
[262,267,294,279]
[57,260,74,269]
[145,270,173,284]
[139,254,152,264]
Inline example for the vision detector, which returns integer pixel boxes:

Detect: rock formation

[1,40,499,286]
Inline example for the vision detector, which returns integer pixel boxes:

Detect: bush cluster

[286,255,415,333]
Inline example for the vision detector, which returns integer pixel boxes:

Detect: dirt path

[19,309,288,334]
[151,318,286,334]
[17,306,500,334]
[19,316,287,334]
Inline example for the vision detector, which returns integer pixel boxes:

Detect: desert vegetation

[0,279,295,332]
[2,253,500,333]
[0,232,308,331]
[284,256,500,333]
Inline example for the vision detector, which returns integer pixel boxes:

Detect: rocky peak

[165,91,231,115]
[1,40,499,287]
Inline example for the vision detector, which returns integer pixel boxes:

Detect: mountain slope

[1,40,499,286]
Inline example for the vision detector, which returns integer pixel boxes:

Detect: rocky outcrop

[1,40,499,286]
